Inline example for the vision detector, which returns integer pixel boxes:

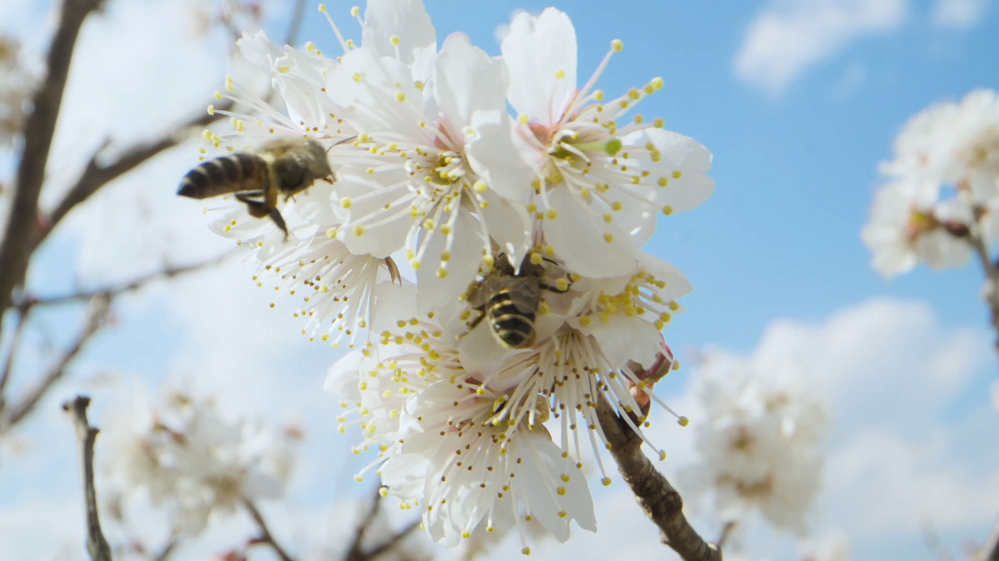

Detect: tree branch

[0,0,105,339]
[594,394,722,561]
[1,296,108,431]
[242,497,295,561]
[20,252,232,311]
[0,308,30,413]
[345,490,421,561]
[361,520,421,561]
[981,516,999,561]
[284,0,308,47]
[62,395,112,561]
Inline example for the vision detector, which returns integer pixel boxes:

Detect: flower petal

[544,187,636,278]
[501,8,577,125]
[434,33,507,143]
[466,110,539,202]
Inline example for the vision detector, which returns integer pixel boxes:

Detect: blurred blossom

[0,34,37,147]
[678,355,828,535]
[796,530,851,561]
[864,89,999,277]
[101,387,301,536]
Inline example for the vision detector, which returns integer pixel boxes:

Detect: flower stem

[242,498,295,561]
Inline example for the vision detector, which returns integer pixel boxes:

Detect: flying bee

[463,254,571,349]
[178,138,338,238]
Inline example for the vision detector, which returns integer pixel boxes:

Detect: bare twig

[62,395,112,561]
[594,394,721,561]
[151,538,177,561]
[361,520,421,561]
[980,517,999,561]
[1,296,109,431]
[21,253,232,311]
[969,229,999,355]
[0,308,30,412]
[0,0,106,339]
[242,497,295,561]
[716,521,736,550]
[284,0,308,47]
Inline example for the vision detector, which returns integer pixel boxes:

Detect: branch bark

[62,395,112,561]
[1,296,108,431]
[594,394,722,561]
[981,516,999,561]
[242,497,295,561]
[0,0,104,331]
[345,490,421,561]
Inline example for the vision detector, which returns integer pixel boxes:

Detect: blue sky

[1,0,998,559]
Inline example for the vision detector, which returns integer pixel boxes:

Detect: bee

[178,138,335,237]
[463,255,571,349]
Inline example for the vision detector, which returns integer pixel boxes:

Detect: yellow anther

[530,252,543,265]
[414,80,425,91]
[305,41,315,52]
[440,251,451,262]
[579,316,591,327]
[603,213,613,223]
[353,72,363,82]
[593,89,604,100]
[350,6,359,16]
[603,233,614,243]
[526,202,537,212]
[379,487,389,497]
[651,77,664,90]
[518,114,529,124]
[662,206,674,215]
[654,117,665,128]
[560,474,571,482]
[390,35,400,46]
[395,90,406,102]
[354,474,365,482]
[558,510,568,518]
[658,177,668,187]
[522,548,531,556]
[555,278,569,291]
[555,69,565,79]
[601,477,612,486]
[547,209,557,220]
[628,88,641,100]
[207,105,215,115]
[436,268,448,279]
[483,254,495,267]
[340,197,352,208]
[318,4,327,12]
[611,39,624,52]
[214,90,223,100]
[353,226,364,236]
[473,180,488,193]
[672,359,681,371]
[634,114,644,124]
[673,170,683,179]
[225,75,233,92]
[411,260,422,270]
[678,416,689,427]
[611,201,623,211]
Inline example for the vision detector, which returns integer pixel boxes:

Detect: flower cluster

[191,0,713,551]
[863,89,999,277]
[101,387,301,536]
[678,355,828,535]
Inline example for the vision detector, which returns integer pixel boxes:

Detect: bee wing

[503,277,541,314]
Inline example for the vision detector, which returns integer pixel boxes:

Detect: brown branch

[284,0,308,46]
[981,517,999,561]
[34,100,233,250]
[0,308,30,413]
[62,395,112,561]
[242,497,295,561]
[594,394,722,561]
[361,520,421,561]
[716,521,736,550]
[1,296,108,431]
[21,252,232,311]
[0,0,105,338]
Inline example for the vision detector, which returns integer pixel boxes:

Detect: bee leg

[235,194,290,239]
[539,281,572,294]
[456,309,486,341]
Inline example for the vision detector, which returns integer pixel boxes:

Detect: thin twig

[0,0,105,341]
[361,520,421,561]
[151,538,177,561]
[242,497,295,561]
[0,308,30,412]
[21,253,232,311]
[969,229,999,354]
[284,0,308,47]
[346,488,384,561]
[62,395,112,561]
[981,517,999,561]
[716,521,737,550]
[1,297,109,431]
[594,394,722,561]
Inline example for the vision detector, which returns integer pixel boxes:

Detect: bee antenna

[327,135,358,153]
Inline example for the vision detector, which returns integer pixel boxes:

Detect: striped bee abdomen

[487,289,537,349]
[177,153,265,199]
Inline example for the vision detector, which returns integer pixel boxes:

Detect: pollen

[440,251,451,262]
[530,252,543,266]
[483,254,495,267]
[659,451,667,461]
[658,177,668,187]
[318,4,327,11]
[601,477,612,486]
[611,201,623,211]
[518,114,529,124]
[556,278,569,291]
[603,213,612,223]
[593,89,604,100]
[654,117,665,128]
[395,90,406,102]
[603,233,614,243]
[411,260,422,270]
[678,416,689,427]
[390,35,400,46]
[350,6,359,16]
[611,39,624,52]
[340,197,352,208]
[555,69,565,79]
[662,206,674,215]
[353,72,363,82]
[547,209,558,220]
[651,77,664,90]
[206,105,215,115]
[522,548,531,556]
[436,268,448,278]
[473,180,488,193]
[353,226,365,236]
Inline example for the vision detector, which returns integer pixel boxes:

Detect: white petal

[370,283,420,334]
[653,173,715,213]
[466,110,539,202]
[415,210,485,314]
[236,30,284,70]
[336,177,412,258]
[434,33,507,142]
[637,252,693,301]
[477,190,532,269]
[324,349,365,399]
[573,314,663,370]
[501,8,577,125]
[628,128,713,172]
[362,0,436,66]
[544,188,637,278]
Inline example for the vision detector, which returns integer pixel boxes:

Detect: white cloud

[734,0,907,95]
[932,0,989,29]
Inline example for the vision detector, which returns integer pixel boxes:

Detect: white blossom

[102,388,301,536]
[861,181,971,278]
[797,531,851,561]
[499,8,714,278]
[678,355,828,535]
